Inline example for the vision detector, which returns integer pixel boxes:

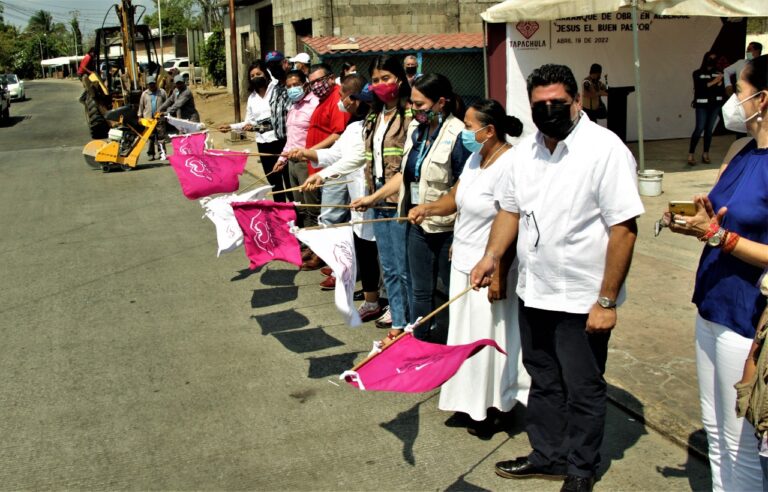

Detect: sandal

[379,328,404,349]
[687,155,696,166]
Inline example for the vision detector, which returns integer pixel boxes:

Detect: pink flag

[169,151,247,200]
[170,132,207,155]
[231,201,303,269]
[341,334,505,393]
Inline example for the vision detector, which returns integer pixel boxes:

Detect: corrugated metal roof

[303,33,484,55]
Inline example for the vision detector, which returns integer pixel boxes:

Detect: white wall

[505,12,727,140]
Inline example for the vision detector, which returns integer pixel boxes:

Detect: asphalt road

[0,79,709,490]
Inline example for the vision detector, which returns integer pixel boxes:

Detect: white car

[3,74,24,101]
[162,58,202,83]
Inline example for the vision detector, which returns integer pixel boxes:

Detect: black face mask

[249,76,268,92]
[405,66,417,76]
[531,101,577,141]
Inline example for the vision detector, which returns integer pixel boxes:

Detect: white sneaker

[375,306,392,328]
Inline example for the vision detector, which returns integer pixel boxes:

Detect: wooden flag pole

[268,180,354,196]
[349,284,476,372]
[293,203,397,210]
[296,217,409,231]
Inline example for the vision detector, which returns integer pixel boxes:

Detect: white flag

[200,185,273,256]
[293,225,361,327]
[167,115,206,134]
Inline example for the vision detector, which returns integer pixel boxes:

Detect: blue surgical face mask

[286,86,305,103]
[461,126,488,153]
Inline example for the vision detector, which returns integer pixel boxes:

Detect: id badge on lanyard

[410,182,420,204]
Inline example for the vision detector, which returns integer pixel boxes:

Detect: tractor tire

[84,95,109,139]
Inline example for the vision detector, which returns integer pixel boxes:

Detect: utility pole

[229,0,241,122]
[157,0,164,65]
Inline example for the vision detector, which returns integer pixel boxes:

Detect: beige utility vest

[397,114,464,233]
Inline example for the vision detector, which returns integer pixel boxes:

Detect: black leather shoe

[561,475,595,492]
[495,457,566,480]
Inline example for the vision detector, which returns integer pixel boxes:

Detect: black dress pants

[517,299,611,478]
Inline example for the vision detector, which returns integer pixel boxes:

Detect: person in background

[137,75,167,161]
[335,62,357,85]
[265,51,292,196]
[471,64,643,492]
[275,70,320,227]
[158,74,200,122]
[285,63,351,270]
[217,60,285,199]
[582,63,607,122]
[161,67,179,96]
[404,55,419,85]
[724,42,763,97]
[688,51,725,166]
[349,55,413,329]
[77,47,96,79]
[667,54,768,492]
[290,53,312,76]
[408,99,531,437]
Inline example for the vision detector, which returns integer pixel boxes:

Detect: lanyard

[414,117,443,179]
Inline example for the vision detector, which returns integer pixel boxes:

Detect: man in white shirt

[471,64,644,492]
[723,42,762,97]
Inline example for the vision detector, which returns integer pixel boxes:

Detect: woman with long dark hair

[349,55,413,335]
[688,51,725,165]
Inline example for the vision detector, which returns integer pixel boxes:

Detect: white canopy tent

[481,0,768,171]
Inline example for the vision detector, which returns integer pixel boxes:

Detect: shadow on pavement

[271,326,345,353]
[231,267,261,281]
[600,385,647,478]
[251,286,298,308]
[261,268,299,286]
[1,115,28,127]
[306,351,363,379]
[656,429,712,492]
[252,308,308,335]
[380,397,426,466]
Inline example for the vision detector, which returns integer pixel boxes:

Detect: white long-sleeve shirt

[313,120,374,240]
[230,80,277,144]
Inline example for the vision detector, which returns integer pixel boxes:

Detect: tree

[196,0,223,32]
[200,27,225,85]
[27,10,54,35]
[148,0,201,35]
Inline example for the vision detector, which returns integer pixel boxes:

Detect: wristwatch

[707,227,726,247]
[597,296,617,309]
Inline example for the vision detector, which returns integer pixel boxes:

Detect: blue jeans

[407,224,452,339]
[319,178,350,225]
[689,105,720,154]
[761,454,768,492]
[372,207,411,328]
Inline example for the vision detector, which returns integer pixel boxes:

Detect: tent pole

[631,0,645,173]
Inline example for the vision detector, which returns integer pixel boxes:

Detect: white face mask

[337,99,348,113]
[721,92,762,133]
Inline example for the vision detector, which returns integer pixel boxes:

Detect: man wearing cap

[158,74,200,123]
[289,53,311,76]
[137,75,167,160]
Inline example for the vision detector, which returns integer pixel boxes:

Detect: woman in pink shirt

[276,69,320,226]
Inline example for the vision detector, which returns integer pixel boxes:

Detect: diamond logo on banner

[516,21,539,39]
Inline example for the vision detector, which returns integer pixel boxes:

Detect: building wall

[224,0,494,95]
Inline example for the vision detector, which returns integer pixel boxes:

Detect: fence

[319,50,486,107]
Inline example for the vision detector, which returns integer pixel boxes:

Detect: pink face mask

[370,82,400,104]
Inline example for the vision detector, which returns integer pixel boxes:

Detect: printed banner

[341,334,505,393]
[169,151,247,200]
[294,225,361,327]
[231,201,302,269]
[200,185,273,256]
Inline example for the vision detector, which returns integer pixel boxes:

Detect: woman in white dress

[408,99,530,435]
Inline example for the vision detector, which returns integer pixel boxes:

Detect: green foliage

[148,0,201,35]
[200,27,225,85]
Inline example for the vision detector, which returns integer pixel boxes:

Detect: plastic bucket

[638,169,664,197]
